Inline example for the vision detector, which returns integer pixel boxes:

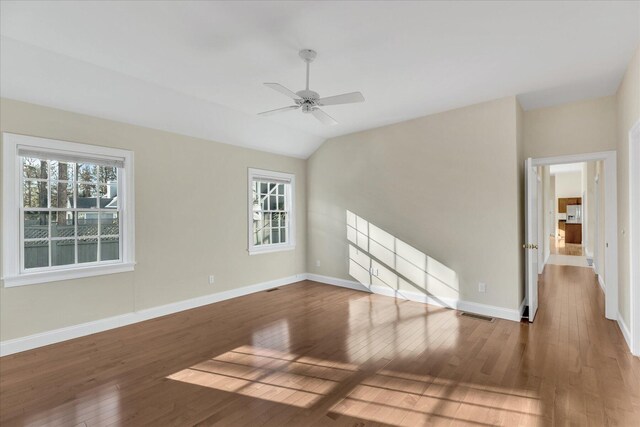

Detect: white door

[524,158,539,322]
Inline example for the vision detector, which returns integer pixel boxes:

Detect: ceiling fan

[259,49,365,125]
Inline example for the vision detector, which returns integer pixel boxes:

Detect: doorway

[524,151,618,322]
[542,162,596,268]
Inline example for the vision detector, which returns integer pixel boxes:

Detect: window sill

[248,244,296,255]
[2,262,136,287]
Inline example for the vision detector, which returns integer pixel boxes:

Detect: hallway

[0,266,638,426]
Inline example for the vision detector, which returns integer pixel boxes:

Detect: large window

[2,133,135,286]
[248,168,295,254]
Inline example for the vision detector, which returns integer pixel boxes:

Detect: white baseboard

[0,274,305,357]
[306,273,369,292]
[598,274,606,292]
[307,274,523,322]
[0,272,533,357]
[617,312,631,352]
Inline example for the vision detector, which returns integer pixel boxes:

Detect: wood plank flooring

[550,236,584,256]
[1,266,638,426]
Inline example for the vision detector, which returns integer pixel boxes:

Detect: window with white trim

[248,168,295,254]
[2,133,135,286]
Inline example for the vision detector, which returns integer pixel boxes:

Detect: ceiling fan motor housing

[296,90,319,100]
[299,49,317,63]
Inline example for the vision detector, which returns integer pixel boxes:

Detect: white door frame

[629,120,640,356]
[525,159,540,321]
[594,172,601,276]
[532,150,618,321]
[537,169,544,274]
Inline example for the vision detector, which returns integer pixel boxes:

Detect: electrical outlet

[370,267,379,277]
[478,282,486,293]
[208,275,215,285]
[315,260,321,267]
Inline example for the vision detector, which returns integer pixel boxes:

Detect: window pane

[78,239,98,263]
[100,237,119,261]
[262,212,271,228]
[99,166,117,183]
[106,182,118,201]
[77,211,98,236]
[51,211,75,238]
[22,158,48,179]
[98,184,108,204]
[77,183,98,208]
[23,180,48,208]
[77,163,98,183]
[52,240,75,266]
[250,176,292,250]
[100,212,119,236]
[51,180,73,209]
[50,161,74,181]
[253,227,260,245]
[252,182,258,204]
[24,240,49,269]
[271,212,280,228]
[24,211,49,239]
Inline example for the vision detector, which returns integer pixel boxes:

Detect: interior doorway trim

[629,120,640,356]
[531,151,618,321]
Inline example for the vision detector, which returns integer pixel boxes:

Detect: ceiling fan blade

[264,83,301,100]
[258,105,300,116]
[311,108,338,126]
[317,91,364,106]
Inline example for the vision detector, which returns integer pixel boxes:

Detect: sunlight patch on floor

[327,373,544,426]
[166,345,356,409]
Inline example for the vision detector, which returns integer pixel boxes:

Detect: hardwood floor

[550,236,584,256]
[1,266,638,426]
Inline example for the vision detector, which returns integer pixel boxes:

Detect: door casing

[529,151,618,321]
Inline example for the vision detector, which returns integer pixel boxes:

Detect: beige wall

[516,102,525,304]
[0,98,307,341]
[523,96,617,159]
[307,97,522,311]
[555,171,582,198]
[616,47,640,326]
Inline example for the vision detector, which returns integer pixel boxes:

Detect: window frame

[247,168,296,255]
[2,133,135,287]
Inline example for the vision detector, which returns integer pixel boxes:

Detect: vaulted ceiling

[1,1,638,158]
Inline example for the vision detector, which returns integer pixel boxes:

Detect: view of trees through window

[252,180,289,246]
[22,157,120,269]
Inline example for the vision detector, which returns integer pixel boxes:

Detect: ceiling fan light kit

[259,49,365,125]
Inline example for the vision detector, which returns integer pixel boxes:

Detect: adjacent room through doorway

[539,161,604,270]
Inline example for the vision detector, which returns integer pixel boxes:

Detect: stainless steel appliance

[566,205,582,224]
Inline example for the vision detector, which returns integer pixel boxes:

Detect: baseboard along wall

[1,272,629,356]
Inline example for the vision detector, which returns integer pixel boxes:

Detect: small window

[248,168,295,254]
[2,133,135,286]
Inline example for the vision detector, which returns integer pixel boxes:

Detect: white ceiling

[1,1,639,158]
